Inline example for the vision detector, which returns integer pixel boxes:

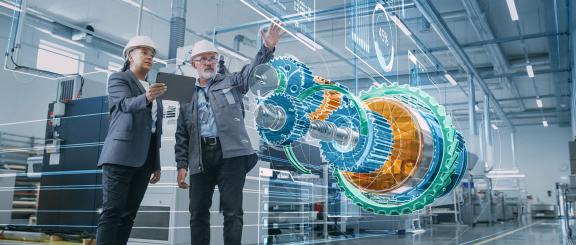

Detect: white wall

[459,121,572,205]
[514,125,572,204]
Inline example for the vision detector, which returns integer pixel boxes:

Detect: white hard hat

[123,36,157,59]
[188,40,219,61]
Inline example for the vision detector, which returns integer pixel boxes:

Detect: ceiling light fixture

[390,13,412,37]
[444,73,458,86]
[506,0,519,21]
[526,65,534,78]
[408,50,418,64]
[536,98,543,108]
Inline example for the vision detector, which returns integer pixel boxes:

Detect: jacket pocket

[112,131,133,140]
[212,87,238,107]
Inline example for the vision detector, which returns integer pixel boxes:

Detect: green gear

[333,83,461,215]
[282,83,370,174]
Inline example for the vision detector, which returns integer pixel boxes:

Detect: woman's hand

[146,82,167,103]
[149,169,161,184]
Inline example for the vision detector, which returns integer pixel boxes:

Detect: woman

[96,36,167,245]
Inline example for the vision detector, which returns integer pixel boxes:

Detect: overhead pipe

[277,10,469,46]
[443,94,568,107]
[461,0,525,111]
[427,31,569,53]
[136,0,144,35]
[413,0,514,131]
[468,74,477,136]
[168,0,186,60]
[213,2,416,36]
[483,94,492,170]
[483,95,492,144]
[547,0,568,126]
[233,34,256,52]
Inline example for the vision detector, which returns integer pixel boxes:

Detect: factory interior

[0,0,575,244]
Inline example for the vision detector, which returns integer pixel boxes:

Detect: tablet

[156,72,196,102]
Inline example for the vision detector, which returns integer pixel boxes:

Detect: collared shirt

[139,80,158,133]
[196,81,218,137]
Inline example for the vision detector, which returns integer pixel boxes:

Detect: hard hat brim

[190,50,219,61]
[124,45,156,59]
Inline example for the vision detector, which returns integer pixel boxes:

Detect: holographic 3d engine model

[250,57,467,215]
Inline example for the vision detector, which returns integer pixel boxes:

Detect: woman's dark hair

[121,59,130,72]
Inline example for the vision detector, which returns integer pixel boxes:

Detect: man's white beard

[198,69,215,80]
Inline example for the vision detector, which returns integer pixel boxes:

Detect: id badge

[200,110,209,124]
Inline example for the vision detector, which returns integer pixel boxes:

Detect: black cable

[9,50,63,78]
[75,75,85,99]
[8,47,85,84]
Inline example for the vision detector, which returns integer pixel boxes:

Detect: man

[175,22,285,245]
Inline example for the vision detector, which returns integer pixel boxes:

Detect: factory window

[36,40,84,75]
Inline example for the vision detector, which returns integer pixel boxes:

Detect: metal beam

[332,66,571,95]
[454,121,562,128]
[545,0,570,127]
[413,0,514,130]
[483,94,492,144]
[468,74,477,135]
[136,0,144,35]
[452,108,569,118]
[443,94,569,107]
[213,2,416,35]
[427,31,569,53]
[480,67,571,80]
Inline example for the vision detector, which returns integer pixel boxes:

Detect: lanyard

[197,86,209,103]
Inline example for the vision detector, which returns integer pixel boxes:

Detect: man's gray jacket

[175,45,274,175]
[98,70,163,171]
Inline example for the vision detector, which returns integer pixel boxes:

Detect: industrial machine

[37,96,108,233]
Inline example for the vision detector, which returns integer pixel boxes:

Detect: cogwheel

[309,76,341,121]
[319,106,394,173]
[268,57,315,97]
[333,83,462,215]
[313,75,333,85]
[256,93,310,145]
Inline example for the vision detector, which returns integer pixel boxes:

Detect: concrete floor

[0,219,571,244]
[318,219,571,245]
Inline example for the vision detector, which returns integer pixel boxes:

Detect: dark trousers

[96,136,156,245]
[189,141,256,245]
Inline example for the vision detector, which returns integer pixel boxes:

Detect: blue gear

[319,106,394,173]
[269,57,315,97]
[257,93,310,145]
[268,57,324,112]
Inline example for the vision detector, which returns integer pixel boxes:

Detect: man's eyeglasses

[192,57,218,64]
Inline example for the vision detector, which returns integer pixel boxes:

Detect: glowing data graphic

[251,57,467,215]
[346,1,397,77]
